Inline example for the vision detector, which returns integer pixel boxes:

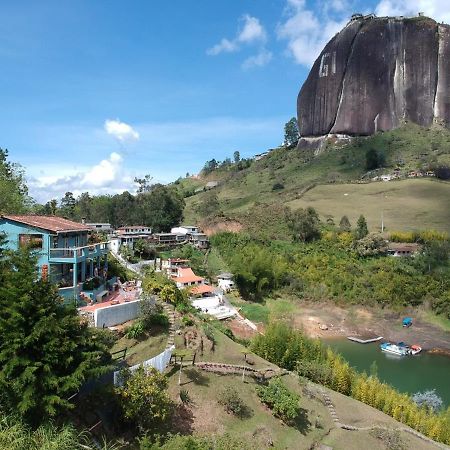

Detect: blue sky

[1,0,449,202]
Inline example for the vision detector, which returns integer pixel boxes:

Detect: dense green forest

[211,229,450,317]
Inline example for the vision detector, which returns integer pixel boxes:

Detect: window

[19,234,43,250]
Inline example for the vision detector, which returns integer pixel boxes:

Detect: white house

[116,225,152,249]
[171,225,199,235]
[217,273,235,292]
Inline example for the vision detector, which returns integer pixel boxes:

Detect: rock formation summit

[297,14,450,139]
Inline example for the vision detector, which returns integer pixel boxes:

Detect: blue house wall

[0,217,108,304]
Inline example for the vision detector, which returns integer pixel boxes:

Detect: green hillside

[182,124,450,233]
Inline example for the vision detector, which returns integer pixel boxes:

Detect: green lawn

[111,325,168,366]
[285,179,450,233]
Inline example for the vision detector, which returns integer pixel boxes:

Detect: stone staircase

[162,302,176,349]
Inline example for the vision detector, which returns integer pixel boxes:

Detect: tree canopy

[284,117,300,146]
[0,149,32,214]
[0,249,112,424]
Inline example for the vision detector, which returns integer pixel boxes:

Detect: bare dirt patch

[226,318,259,340]
[201,219,243,235]
[291,301,450,351]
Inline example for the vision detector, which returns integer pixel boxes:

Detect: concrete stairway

[162,302,176,349]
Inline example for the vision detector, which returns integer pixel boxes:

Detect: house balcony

[48,241,110,263]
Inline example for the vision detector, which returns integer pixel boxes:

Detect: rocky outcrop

[297,16,450,137]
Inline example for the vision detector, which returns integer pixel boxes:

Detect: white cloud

[29,152,136,202]
[375,0,450,23]
[277,1,347,67]
[242,49,273,70]
[237,15,267,43]
[206,38,238,56]
[207,14,268,61]
[104,119,139,142]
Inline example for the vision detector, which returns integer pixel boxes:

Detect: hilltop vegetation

[182,124,450,234]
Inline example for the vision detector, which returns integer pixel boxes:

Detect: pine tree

[339,215,351,232]
[0,249,112,424]
[355,215,369,239]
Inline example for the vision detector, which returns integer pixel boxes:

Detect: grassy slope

[183,124,450,233]
[166,326,438,450]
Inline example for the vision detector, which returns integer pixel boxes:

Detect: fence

[113,345,175,386]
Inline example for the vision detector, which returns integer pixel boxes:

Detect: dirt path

[289,302,450,352]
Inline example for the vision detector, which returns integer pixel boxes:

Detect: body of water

[326,338,450,407]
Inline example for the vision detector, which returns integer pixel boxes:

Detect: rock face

[297,16,450,137]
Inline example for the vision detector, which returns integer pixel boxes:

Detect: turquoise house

[0,215,110,302]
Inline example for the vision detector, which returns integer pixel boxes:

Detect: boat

[380,342,409,356]
[410,345,422,355]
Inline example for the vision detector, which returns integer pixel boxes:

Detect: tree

[136,184,184,232]
[159,284,184,305]
[339,215,351,232]
[201,159,218,175]
[134,174,153,193]
[116,366,173,431]
[233,151,240,164]
[286,207,321,242]
[412,390,443,412]
[355,215,369,239]
[0,148,31,214]
[59,192,76,218]
[284,117,300,146]
[354,233,388,257]
[0,249,112,424]
[365,148,385,171]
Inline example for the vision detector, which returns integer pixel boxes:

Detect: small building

[188,232,209,249]
[0,215,110,301]
[116,225,152,249]
[206,181,219,189]
[171,225,199,235]
[217,273,235,292]
[85,222,113,233]
[162,258,190,276]
[387,243,420,257]
[152,233,179,245]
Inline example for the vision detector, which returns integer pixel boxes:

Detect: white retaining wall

[94,299,141,328]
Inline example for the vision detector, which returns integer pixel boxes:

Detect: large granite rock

[297,16,450,137]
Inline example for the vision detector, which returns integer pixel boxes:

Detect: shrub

[179,389,192,405]
[370,429,405,450]
[115,366,173,431]
[412,389,443,412]
[256,377,300,423]
[272,182,284,191]
[217,387,249,418]
[182,316,194,327]
[125,321,146,339]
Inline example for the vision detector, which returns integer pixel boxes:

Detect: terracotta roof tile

[2,215,89,233]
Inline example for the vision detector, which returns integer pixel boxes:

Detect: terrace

[49,241,110,262]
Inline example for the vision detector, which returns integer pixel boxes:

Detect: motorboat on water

[380,342,409,356]
[380,342,422,356]
[410,345,422,355]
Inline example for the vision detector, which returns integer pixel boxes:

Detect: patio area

[191,293,237,320]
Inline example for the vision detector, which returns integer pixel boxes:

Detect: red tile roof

[2,215,90,233]
[191,284,215,295]
[172,267,204,284]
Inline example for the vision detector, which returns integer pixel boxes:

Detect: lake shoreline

[285,301,450,354]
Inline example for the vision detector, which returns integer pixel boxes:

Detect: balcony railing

[49,242,110,261]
